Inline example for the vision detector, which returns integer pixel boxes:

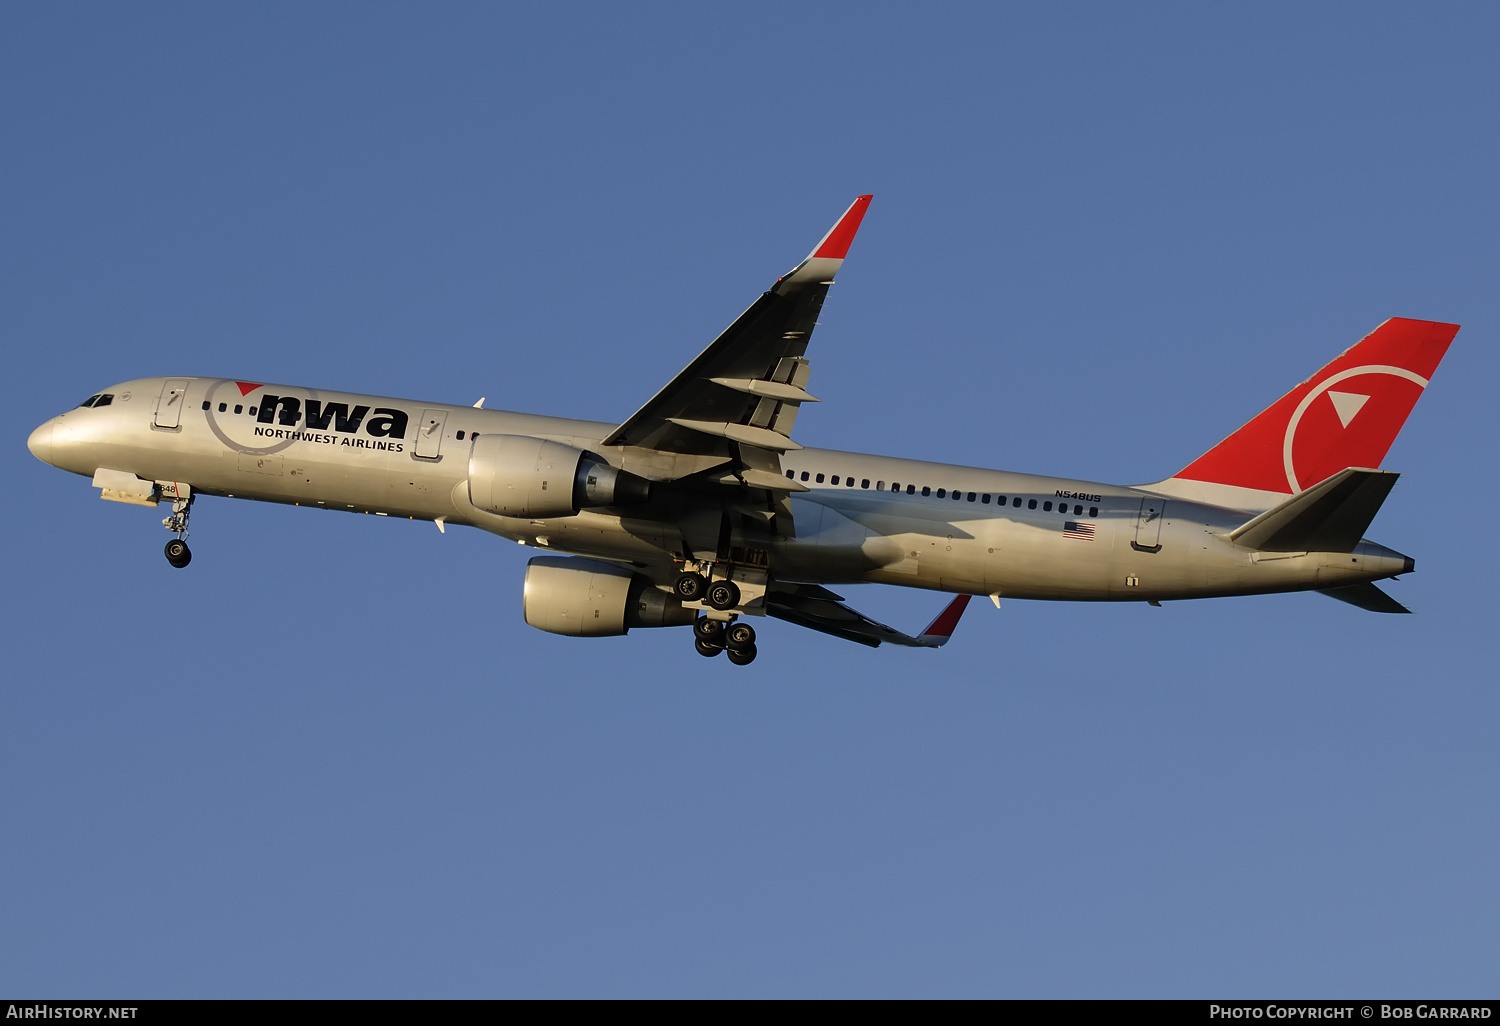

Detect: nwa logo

[254,394,408,452]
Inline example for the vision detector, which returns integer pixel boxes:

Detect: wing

[603,196,872,499]
[766,586,972,648]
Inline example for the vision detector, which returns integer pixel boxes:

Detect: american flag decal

[1063,521,1096,541]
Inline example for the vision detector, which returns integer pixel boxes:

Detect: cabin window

[1013,496,1022,507]
[981,494,990,504]
[801,471,810,481]
[907,484,916,494]
[831,475,840,485]
[862,479,870,489]
[936,488,945,498]
[816,474,825,483]
[1028,499,1037,509]
[457,430,466,440]
[218,402,227,412]
[953,490,962,500]
[1043,501,1053,511]
[1074,504,1083,515]
[967,492,976,501]
[847,477,855,487]
[200,400,210,411]
[921,486,931,496]
[249,406,257,416]
[234,405,243,414]
[1089,506,1098,517]
[876,481,884,490]
[786,469,795,478]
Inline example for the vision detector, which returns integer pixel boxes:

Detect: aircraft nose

[27,420,54,464]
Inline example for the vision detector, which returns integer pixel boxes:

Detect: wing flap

[665,418,805,451]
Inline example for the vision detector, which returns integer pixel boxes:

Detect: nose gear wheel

[161,494,195,568]
[164,539,191,568]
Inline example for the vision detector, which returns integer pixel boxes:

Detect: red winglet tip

[812,194,873,260]
[922,594,972,639]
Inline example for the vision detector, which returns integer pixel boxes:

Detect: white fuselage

[28,376,1413,604]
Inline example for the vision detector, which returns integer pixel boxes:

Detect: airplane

[26,196,1458,665]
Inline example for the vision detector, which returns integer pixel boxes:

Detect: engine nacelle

[523,557,695,637]
[468,434,650,518]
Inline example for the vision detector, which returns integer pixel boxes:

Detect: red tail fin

[1174,318,1458,495]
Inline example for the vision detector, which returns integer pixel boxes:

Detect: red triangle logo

[235,381,263,396]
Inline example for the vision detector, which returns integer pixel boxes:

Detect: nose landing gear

[164,538,191,568]
[161,494,194,569]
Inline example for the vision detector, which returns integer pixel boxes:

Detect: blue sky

[3,3,1497,997]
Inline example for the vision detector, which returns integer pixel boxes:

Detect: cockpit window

[77,393,113,408]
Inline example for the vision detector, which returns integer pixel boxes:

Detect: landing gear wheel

[706,579,741,611]
[693,617,724,642]
[726,643,757,666]
[726,623,756,649]
[694,637,724,658]
[674,572,708,602]
[164,539,192,568]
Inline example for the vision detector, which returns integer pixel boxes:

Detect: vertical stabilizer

[1147,318,1457,510]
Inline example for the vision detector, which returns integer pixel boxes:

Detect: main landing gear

[162,495,194,569]
[674,570,742,611]
[692,614,757,665]
[677,566,760,665]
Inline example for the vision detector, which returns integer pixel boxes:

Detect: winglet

[811,194,873,260]
[776,195,873,290]
[916,594,972,647]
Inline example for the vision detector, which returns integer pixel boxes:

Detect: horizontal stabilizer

[1318,582,1411,614]
[1229,468,1398,553]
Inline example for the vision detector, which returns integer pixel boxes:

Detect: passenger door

[414,409,448,459]
[154,379,191,429]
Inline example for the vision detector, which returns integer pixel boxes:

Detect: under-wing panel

[766,584,970,648]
